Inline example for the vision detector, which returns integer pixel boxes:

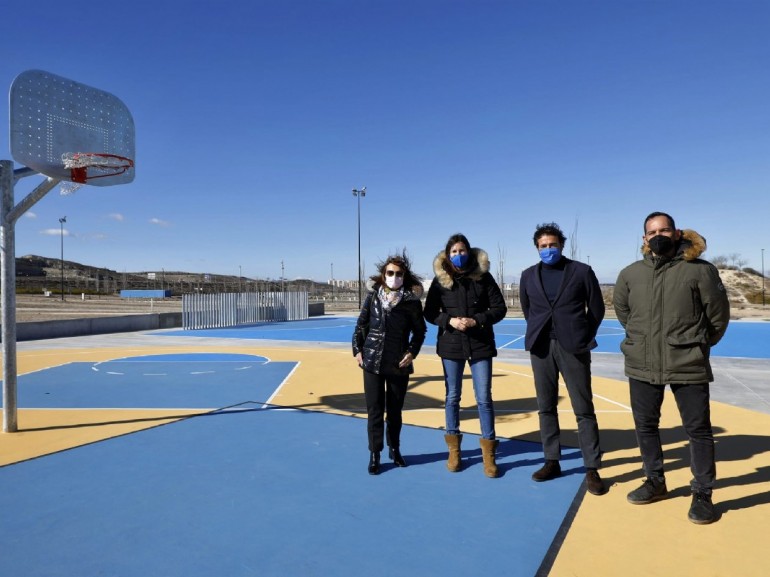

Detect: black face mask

[647,234,675,255]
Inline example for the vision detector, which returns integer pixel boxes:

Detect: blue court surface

[0,399,584,576]
[17,353,296,409]
[3,318,769,576]
[159,316,770,359]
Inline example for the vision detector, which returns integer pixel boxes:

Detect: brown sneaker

[585,469,607,495]
[532,460,561,482]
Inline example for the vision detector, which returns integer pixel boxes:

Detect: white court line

[495,366,534,379]
[716,367,770,410]
[592,392,631,411]
[232,323,354,332]
[262,361,302,409]
[499,335,526,348]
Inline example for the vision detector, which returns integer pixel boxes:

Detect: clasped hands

[449,316,477,332]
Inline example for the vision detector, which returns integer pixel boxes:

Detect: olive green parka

[613,229,730,384]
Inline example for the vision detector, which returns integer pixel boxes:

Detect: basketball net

[60,152,135,195]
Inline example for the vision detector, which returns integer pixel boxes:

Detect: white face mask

[385,276,403,290]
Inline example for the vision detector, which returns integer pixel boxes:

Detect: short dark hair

[644,212,676,233]
[533,223,566,247]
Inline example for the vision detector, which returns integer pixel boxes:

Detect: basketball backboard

[9,69,135,185]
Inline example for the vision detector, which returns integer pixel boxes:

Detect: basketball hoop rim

[62,152,135,184]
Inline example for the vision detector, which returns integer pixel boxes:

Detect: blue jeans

[442,357,495,439]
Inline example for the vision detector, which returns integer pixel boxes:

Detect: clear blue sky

[2,0,768,284]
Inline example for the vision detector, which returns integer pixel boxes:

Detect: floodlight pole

[352,187,366,308]
[59,216,67,301]
[1,160,60,432]
[762,248,765,307]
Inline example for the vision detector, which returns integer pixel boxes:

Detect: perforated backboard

[9,69,135,185]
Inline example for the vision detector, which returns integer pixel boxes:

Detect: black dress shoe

[531,460,561,482]
[585,469,608,496]
[389,447,407,467]
[368,451,380,475]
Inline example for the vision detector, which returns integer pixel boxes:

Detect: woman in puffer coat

[424,233,507,477]
[352,251,427,475]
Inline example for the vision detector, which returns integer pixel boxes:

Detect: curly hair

[369,249,423,290]
[533,222,566,247]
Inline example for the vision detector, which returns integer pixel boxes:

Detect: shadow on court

[0,405,585,577]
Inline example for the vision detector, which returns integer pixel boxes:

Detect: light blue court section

[157,317,770,360]
[7,353,296,409]
[0,408,584,577]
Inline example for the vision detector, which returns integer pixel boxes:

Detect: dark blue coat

[519,258,605,354]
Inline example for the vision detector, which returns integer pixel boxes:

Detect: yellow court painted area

[0,409,207,467]
[3,344,769,576]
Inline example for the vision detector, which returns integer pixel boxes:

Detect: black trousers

[363,370,409,452]
[530,338,602,468]
[629,378,715,494]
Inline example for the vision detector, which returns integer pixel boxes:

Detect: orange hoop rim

[62,152,135,184]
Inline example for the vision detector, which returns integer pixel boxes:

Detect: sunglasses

[385,270,404,277]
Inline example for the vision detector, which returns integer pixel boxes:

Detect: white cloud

[23,212,37,219]
[40,228,69,236]
[149,218,170,227]
[108,213,124,221]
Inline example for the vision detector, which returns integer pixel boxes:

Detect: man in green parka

[614,211,730,525]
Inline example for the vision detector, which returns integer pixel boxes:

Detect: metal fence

[182,291,308,329]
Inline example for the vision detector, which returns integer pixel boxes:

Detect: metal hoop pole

[1,160,60,433]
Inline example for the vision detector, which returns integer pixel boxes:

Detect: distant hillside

[717,268,767,305]
[14,254,767,306]
[14,254,340,298]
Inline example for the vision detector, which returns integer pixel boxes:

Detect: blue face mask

[450,253,469,269]
[539,247,562,265]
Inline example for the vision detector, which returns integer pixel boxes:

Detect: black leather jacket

[352,286,427,375]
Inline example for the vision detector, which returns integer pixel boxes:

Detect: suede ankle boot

[444,433,463,472]
[479,438,499,478]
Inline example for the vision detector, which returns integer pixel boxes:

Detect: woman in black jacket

[352,252,427,475]
[424,233,507,477]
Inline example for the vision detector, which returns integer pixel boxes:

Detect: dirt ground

[11,293,770,324]
[13,294,184,323]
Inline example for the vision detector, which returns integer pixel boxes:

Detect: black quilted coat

[424,248,507,360]
[352,285,427,375]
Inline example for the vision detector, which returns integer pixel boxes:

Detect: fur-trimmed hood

[641,229,706,261]
[432,248,490,290]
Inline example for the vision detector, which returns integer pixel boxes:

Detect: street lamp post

[762,248,765,307]
[331,262,334,302]
[58,216,66,301]
[352,187,367,307]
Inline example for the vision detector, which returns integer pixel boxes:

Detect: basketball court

[1,69,768,576]
[1,317,769,576]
